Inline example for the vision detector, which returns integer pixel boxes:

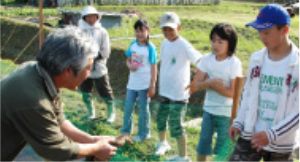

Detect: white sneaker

[155,141,171,156]
[167,155,191,162]
[133,136,142,142]
[106,113,115,123]
[133,135,151,142]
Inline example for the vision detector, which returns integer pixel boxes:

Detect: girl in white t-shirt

[189,23,242,161]
[120,19,158,142]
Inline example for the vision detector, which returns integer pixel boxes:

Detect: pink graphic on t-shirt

[131,53,144,69]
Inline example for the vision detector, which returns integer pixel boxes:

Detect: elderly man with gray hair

[0,26,119,161]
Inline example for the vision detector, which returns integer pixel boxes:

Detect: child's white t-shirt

[159,36,201,101]
[254,52,291,133]
[125,41,157,90]
[197,53,242,117]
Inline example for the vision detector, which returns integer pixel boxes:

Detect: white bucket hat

[81,6,100,19]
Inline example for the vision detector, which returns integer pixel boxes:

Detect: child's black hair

[134,19,150,44]
[210,23,238,56]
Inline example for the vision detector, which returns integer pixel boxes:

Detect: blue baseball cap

[246,4,290,31]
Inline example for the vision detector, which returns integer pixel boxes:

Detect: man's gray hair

[36,26,98,76]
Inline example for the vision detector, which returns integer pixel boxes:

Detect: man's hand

[92,135,116,143]
[229,126,241,141]
[93,139,117,161]
[251,131,269,152]
[109,135,133,147]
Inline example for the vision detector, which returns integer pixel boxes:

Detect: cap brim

[246,20,274,31]
[160,23,178,29]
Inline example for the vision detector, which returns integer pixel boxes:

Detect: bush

[0,17,52,63]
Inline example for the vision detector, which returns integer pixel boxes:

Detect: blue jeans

[121,89,150,139]
[197,111,231,155]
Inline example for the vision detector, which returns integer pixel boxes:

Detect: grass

[60,86,202,161]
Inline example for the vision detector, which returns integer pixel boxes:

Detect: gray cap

[160,12,180,29]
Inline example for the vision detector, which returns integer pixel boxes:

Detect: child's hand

[148,86,156,98]
[127,62,138,72]
[186,82,199,95]
[229,126,241,141]
[251,131,269,152]
[187,78,211,94]
[129,65,138,72]
[208,78,225,89]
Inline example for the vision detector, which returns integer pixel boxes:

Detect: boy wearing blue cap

[229,4,299,161]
